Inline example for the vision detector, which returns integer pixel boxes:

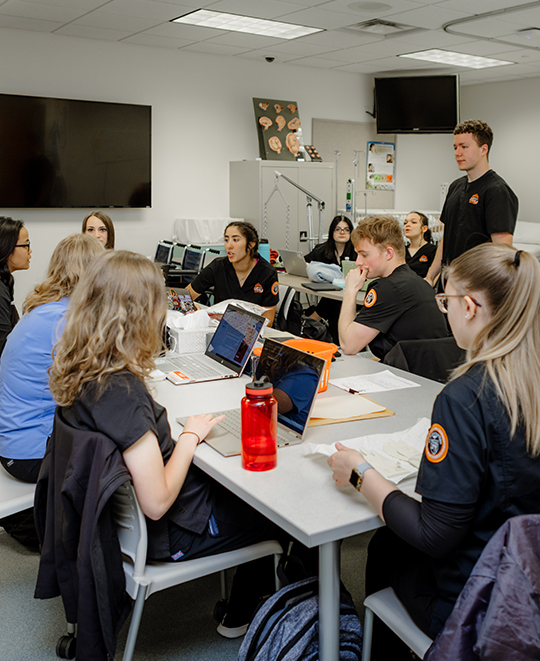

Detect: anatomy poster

[253,98,301,161]
[366,141,395,190]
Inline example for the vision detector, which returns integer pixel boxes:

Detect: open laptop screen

[206,305,266,373]
[256,339,324,435]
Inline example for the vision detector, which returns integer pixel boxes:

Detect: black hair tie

[514,250,522,267]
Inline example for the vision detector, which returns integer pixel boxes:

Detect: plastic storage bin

[282,339,339,393]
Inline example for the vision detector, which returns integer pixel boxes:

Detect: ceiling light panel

[399,48,514,69]
[171,9,323,39]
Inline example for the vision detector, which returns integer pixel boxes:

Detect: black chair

[383,337,466,384]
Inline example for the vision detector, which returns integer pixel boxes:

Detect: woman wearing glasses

[328,243,540,659]
[304,215,357,342]
[0,217,31,356]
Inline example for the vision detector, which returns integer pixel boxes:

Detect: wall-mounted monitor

[374,75,459,134]
[0,93,151,208]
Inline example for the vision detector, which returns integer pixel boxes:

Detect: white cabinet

[229,160,334,253]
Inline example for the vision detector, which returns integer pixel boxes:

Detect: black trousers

[365,527,453,660]
[0,457,41,551]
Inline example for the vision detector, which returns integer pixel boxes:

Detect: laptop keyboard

[215,408,293,446]
[168,355,226,379]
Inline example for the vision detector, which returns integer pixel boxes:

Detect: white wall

[460,78,539,224]
[0,27,373,307]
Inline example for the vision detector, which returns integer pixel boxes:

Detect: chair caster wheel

[56,634,77,659]
[213,598,228,623]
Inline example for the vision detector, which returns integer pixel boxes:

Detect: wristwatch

[349,462,373,492]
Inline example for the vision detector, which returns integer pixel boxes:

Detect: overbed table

[153,354,443,660]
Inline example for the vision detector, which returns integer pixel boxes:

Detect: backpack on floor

[237,577,363,661]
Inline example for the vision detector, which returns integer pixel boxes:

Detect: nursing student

[187,221,278,325]
[328,243,540,659]
[0,217,31,356]
[404,211,437,278]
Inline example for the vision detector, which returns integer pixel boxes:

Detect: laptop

[155,304,266,385]
[180,338,326,457]
[280,249,309,277]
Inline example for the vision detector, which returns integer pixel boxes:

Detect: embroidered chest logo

[364,289,377,308]
[254,283,264,294]
[419,255,428,262]
[469,193,479,205]
[271,281,279,296]
[425,424,449,463]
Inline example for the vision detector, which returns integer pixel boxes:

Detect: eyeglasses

[334,227,350,234]
[15,243,31,251]
[435,293,482,314]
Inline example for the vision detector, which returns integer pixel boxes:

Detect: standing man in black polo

[425,119,518,287]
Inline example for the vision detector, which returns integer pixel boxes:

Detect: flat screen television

[0,93,151,208]
[374,75,459,134]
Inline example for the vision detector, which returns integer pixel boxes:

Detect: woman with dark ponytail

[404,211,437,278]
[0,217,31,356]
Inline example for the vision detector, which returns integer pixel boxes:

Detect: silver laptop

[280,249,309,277]
[156,304,265,385]
[178,338,326,457]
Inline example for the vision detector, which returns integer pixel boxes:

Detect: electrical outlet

[299,231,308,242]
[440,183,449,210]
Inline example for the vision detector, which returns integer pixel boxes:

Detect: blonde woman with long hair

[49,250,287,637]
[328,243,540,659]
[0,233,103,485]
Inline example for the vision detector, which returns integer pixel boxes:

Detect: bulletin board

[312,119,395,215]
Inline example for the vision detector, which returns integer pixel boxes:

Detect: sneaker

[216,616,249,639]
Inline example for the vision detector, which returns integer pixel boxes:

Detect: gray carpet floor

[0,528,375,660]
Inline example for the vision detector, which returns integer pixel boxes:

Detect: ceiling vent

[348,19,411,35]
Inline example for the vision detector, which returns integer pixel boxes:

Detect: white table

[152,355,443,660]
[278,271,366,304]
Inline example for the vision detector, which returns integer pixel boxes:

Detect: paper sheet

[330,370,421,394]
[303,418,430,484]
[311,394,385,420]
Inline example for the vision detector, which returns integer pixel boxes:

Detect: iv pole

[274,170,325,252]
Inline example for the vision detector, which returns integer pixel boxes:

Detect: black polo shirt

[354,263,448,360]
[417,364,540,607]
[304,241,358,265]
[406,242,437,278]
[190,255,279,308]
[441,170,518,266]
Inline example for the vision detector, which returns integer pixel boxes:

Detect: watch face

[349,469,361,490]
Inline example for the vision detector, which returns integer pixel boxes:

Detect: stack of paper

[303,418,430,484]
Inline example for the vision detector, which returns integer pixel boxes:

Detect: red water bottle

[241,379,277,471]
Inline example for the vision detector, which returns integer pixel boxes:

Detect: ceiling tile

[289,53,356,68]
[380,5,469,30]
[277,6,368,30]
[301,28,381,48]
[450,39,525,55]
[0,12,61,30]
[321,0,429,18]
[100,0,186,20]
[389,29,480,48]
[21,0,106,9]
[203,32,288,48]
[70,11,162,31]
[183,41,253,55]
[122,33,192,47]
[55,23,133,39]
[0,0,84,22]
[437,0,533,13]
[448,17,527,38]
[260,39,335,56]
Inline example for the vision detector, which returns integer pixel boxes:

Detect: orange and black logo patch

[419,255,428,262]
[271,281,279,296]
[425,424,449,463]
[469,194,479,205]
[364,289,377,308]
[254,283,263,294]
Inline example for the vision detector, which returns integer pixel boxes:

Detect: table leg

[319,540,341,661]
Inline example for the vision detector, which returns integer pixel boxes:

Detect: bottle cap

[246,378,273,396]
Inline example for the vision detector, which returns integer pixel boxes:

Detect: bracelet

[179,431,201,445]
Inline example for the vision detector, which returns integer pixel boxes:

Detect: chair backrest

[201,248,221,268]
[110,482,148,580]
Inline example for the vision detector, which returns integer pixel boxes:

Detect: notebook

[280,249,309,277]
[180,338,326,457]
[156,304,265,385]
